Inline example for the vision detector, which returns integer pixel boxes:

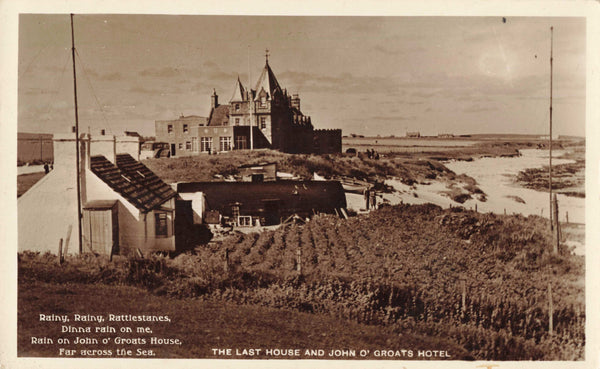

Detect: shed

[177,180,347,225]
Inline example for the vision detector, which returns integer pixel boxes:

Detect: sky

[17,14,586,137]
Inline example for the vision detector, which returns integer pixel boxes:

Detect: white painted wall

[18,166,80,254]
[178,192,205,224]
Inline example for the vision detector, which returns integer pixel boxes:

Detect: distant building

[155,54,341,156]
[437,133,454,138]
[238,162,277,182]
[155,115,208,157]
[17,132,54,164]
[406,131,421,138]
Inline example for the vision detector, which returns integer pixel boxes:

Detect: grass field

[18,279,472,359]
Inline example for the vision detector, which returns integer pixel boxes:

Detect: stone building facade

[155,56,341,156]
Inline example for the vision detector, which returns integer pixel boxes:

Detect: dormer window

[235,103,240,111]
[260,96,267,107]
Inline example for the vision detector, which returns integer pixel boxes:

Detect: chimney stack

[211,89,219,109]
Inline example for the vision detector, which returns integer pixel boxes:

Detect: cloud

[139,67,182,78]
[129,86,162,94]
[463,104,498,113]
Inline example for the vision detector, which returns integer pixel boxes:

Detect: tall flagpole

[549,26,554,230]
[71,13,83,254]
[248,46,254,150]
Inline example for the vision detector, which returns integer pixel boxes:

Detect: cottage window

[186,141,192,150]
[260,116,267,129]
[167,124,173,134]
[220,136,232,152]
[183,124,189,133]
[201,137,212,152]
[238,216,252,227]
[155,212,168,237]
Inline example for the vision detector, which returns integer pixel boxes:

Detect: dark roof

[207,105,230,126]
[177,181,346,217]
[238,162,277,169]
[90,154,176,212]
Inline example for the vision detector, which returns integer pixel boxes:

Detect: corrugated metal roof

[90,154,176,212]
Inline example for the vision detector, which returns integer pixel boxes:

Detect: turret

[291,94,300,110]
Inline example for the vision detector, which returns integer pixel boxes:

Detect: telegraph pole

[71,13,83,254]
[248,46,254,150]
[548,26,554,231]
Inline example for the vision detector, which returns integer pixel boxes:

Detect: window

[260,116,267,129]
[235,118,240,126]
[183,124,188,133]
[178,143,183,150]
[235,103,240,111]
[220,136,232,152]
[167,124,173,134]
[186,141,192,150]
[155,212,168,237]
[235,135,247,150]
[238,216,252,227]
[260,95,267,107]
[200,137,212,152]
[192,137,198,151]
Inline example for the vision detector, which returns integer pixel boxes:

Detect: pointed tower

[230,76,246,103]
[254,49,282,101]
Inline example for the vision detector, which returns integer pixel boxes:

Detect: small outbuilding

[18,132,180,256]
[177,180,347,226]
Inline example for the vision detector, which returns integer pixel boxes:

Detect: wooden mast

[248,46,254,150]
[549,26,554,231]
[71,13,83,253]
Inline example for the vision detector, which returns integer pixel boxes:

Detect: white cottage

[18,132,177,256]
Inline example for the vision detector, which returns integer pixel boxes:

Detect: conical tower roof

[230,76,246,102]
[254,59,282,100]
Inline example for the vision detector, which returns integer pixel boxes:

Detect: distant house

[17,132,54,164]
[238,162,277,182]
[437,133,454,138]
[177,181,347,226]
[18,132,182,256]
[406,131,421,138]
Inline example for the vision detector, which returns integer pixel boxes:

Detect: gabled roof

[229,77,246,102]
[207,105,230,126]
[254,62,282,101]
[90,154,176,212]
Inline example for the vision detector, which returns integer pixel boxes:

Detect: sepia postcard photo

[1,1,599,369]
